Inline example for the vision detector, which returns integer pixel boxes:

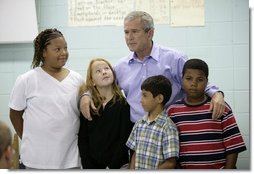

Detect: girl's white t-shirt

[9,67,84,169]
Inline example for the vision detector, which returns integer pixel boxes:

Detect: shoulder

[158,112,177,127]
[11,68,41,93]
[114,53,133,69]
[112,96,130,110]
[221,101,234,117]
[15,68,38,82]
[161,117,178,135]
[67,69,84,83]
[133,117,145,128]
[155,43,187,59]
[68,69,82,78]
[168,99,185,109]
[167,100,186,117]
[224,101,233,111]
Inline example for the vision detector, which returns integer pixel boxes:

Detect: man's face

[124,18,152,54]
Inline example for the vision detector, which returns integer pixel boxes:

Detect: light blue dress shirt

[114,43,219,123]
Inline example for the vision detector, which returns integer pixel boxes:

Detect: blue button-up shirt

[114,43,218,123]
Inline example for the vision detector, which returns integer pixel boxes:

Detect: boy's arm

[158,157,176,169]
[224,153,238,169]
[129,152,136,169]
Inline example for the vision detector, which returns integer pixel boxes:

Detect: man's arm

[209,91,225,119]
[9,109,24,139]
[79,94,96,121]
[205,82,225,119]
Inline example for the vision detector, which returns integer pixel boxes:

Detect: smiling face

[91,60,114,88]
[182,69,208,103]
[42,37,68,69]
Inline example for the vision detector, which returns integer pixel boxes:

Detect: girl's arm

[9,109,24,139]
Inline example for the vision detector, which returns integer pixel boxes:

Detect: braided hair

[31,28,63,68]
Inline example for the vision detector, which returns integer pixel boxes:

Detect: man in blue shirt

[80,11,225,123]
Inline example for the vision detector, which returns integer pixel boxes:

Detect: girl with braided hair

[9,28,83,169]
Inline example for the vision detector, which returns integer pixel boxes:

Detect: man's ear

[147,29,154,39]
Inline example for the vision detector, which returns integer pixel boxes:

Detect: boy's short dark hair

[141,75,172,105]
[182,58,209,78]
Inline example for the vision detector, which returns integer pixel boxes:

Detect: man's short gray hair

[124,11,154,32]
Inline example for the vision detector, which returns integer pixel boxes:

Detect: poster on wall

[68,0,204,27]
[170,0,205,26]
[135,0,170,24]
[68,0,133,26]
[68,0,170,26]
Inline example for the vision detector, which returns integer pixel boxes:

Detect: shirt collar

[142,110,167,127]
[128,42,160,64]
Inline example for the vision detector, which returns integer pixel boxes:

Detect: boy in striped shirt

[168,58,246,169]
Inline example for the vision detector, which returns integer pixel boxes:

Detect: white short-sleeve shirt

[9,67,84,169]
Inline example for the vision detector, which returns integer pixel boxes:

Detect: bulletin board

[68,0,204,27]
[68,0,170,26]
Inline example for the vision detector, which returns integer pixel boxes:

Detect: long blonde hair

[79,58,125,113]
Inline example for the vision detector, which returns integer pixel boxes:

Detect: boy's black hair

[182,58,209,78]
[141,75,172,105]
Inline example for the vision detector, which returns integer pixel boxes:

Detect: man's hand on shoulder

[80,94,96,121]
[209,91,225,119]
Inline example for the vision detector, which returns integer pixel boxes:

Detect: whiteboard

[0,0,38,44]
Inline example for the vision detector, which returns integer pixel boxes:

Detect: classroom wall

[0,0,249,169]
